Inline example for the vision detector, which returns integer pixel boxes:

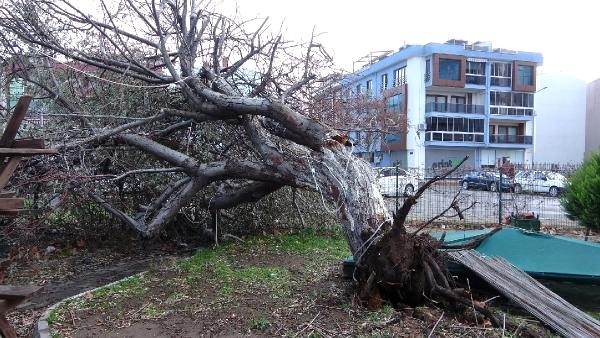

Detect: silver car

[513,170,566,197]
[375,167,419,197]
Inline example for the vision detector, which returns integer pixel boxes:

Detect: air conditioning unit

[417,123,427,131]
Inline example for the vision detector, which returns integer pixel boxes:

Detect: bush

[560,152,600,231]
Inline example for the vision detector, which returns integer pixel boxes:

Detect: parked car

[460,171,513,192]
[375,167,419,196]
[513,170,566,197]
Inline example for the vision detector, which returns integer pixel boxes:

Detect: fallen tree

[0,0,520,331]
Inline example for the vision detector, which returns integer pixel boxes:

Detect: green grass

[366,304,394,322]
[248,317,270,330]
[245,228,349,257]
[175,229,349,297]
[91,274,146,299]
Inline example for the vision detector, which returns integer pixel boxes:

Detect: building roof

[342,41,544,85]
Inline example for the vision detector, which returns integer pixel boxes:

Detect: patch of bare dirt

[46,232,548,338]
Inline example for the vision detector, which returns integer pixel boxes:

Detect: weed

[142,304,164,318]
[366,305,394,322]
[249,317,270,330]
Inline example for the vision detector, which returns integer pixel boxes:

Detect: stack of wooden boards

[0,96,57,216]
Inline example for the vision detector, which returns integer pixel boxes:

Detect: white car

[513,170,566,197]
[375,167,419,197]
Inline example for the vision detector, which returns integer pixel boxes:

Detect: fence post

[498,169,503,225]
[395,165,399,213]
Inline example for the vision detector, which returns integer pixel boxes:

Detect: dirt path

[5,247,187,337]
[20,257,159,311]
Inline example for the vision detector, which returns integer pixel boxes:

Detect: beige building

[586,79,600,158]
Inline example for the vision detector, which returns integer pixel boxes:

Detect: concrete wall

[405,56,426,171]
[426,148,476,169]
[534,73,586,164]
[586,78,600,158]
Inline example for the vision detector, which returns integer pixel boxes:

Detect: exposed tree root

[354,155,534,332]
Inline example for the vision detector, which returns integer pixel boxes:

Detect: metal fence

[376,164,582,229]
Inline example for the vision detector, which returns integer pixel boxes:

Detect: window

[466,61,486,85]
[517,65,534,86]
[425,117,484,142]
[425,59,431,82]
[386,94,403,112]
[438,58,461,81]
[380,74,388,92]
[426,95,447,112]
[384,132,402,144]
[491,62,512,87]
[356,84,362,95]
[365,80,372,95]
[490,91,534,116]
[393,67,406,86]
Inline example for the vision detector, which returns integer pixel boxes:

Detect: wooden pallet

[449,250,600,337]
[0,96,57,215]
[0,96,55,336]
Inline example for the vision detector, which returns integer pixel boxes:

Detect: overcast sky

[228,0,599,82]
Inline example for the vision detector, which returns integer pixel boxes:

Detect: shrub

[560,152,600,231]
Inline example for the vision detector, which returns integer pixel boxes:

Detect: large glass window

[393,67,406,86]
[386,94,403,112]
[438,58,461,81]
[425,117,484,143]
[380,74,388,92]
[490,91,534,116]
[384,132,402,144]
[366,80,372,95]
[491,62,512,87]
[517,65,534,86]
[466,61,486,85]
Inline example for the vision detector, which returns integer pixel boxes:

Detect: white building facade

[342,40,543,171]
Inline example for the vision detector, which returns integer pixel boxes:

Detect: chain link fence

[376,164,582,229]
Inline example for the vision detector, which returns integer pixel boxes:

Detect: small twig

[466,278,479,326]
[69,309,76,327]
[428,311,444,338]
[222,233,244,242]
[294,311,320,338]
[483,295,501,305]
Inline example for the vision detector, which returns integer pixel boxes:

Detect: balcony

[426,102,485,114]
[490,106,534,117]
[489,134,533,145]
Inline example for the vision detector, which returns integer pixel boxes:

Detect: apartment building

[341,40,543,170]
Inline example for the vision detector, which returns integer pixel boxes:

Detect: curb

[33,272,146,338]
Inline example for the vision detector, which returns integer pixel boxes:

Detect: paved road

[384,185,579,228]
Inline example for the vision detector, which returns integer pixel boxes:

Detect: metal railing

[425,102,485,114]
[489,134,533,144]
[425,131,485,143]
[490,106,534,117]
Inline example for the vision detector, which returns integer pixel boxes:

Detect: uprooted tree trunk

[0,0,516,331]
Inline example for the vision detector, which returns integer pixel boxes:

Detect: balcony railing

[490,106,534,117]
[425,132,484,143]
[466,74,485,85]
[489,134,533,144]
[425,102,485,114]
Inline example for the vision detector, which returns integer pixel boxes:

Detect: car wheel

[461,181,469,190]
[404,184,414,196]
[549,186,559,197]
[489,183,497,192]
[514,184,522,194]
